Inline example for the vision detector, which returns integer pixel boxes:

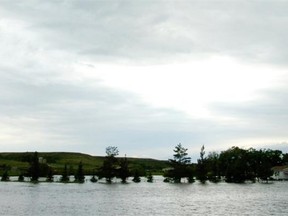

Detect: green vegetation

[0,151,167,178]
[98,146,121,183]
[163,143,194,183]
[196,145,208,183]
[163,144,288,184]
[132,170,141,183]
[74,162,85,183]
[0,145,287,184]
[60,164,70,183]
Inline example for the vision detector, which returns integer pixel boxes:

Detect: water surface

[0,176,287,215]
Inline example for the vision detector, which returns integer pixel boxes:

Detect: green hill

[0,152,167,176]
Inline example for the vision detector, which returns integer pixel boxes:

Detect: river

[0,176,287,215]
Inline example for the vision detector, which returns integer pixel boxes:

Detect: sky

[0,0,288,160]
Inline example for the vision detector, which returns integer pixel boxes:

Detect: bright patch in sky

[79,56,284,119]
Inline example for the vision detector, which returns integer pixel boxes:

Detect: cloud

[209,85,288,150]
[1,0,288,64]
[0,1,288,159]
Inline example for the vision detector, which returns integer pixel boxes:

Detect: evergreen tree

[46,167,54,182]
[98,146,119,183]
[60,164,69,182]
[132,169,141,183]
[196,145,208,183]
[1,170,9,181]
[146,171,153,183]
[18,174,24,182]
[29,151,40,182]
[164,143,194,183]
[90,174,98,183]
[74,161,85,183]
[117,155,130,183]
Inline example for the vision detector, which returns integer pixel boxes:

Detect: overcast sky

[1,0,288,160]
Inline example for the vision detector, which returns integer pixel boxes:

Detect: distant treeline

[0,151,166,183]
[164,144,288,183]
[0,145,287,183]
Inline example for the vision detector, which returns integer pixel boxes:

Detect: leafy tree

[282,153,288,165]
[106,146,119,157]
[219,146,250,183]
[74,161,85,183]
[218,147,277,183]
[196,145,208,183]
[206,151,220,182]
[255,149,275,182]
[164,143,194,183]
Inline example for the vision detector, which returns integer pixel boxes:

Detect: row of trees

[0,149,153,183]
[1,144,287,184]
[1,152,86,183]
[97,146,152,183]
[164,143,286,183]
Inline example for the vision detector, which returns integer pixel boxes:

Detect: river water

[0,176,287,216]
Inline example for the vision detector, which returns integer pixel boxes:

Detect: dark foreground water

[0,176,287,216]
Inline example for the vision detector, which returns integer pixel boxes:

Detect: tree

[98,146,119,183]
[132,169,141,183]
[46,167,54,182]
[60,164,69,182]
[90,168,98,183]
[117,156,130,183]
[106,146,119,157]
[146,171,153,183]
[219,146,249,183]
[1,170,9,181]
[74,161,85,183]
[18,174,24,182]
[29,152,40,182]
[90,175,98,183]
[206,151,220,182]
[196,145,208,183]
[255,149,275,182]
[164,143,194,183]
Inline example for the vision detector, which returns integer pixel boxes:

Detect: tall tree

[98,146,119,183]
[60,164,69,182]
[219,146,249,183]
[74,161,85,183]
[46,167,54,182]
[164,143,194,183]
[1,170,9,181]
[117,155,130,183]
[206,151,220,182]
[196,145,208,183]
[29,152,40,182]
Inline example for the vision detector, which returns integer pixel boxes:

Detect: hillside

[0,152,168,176]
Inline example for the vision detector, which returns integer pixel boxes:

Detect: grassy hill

[0,152,168,176]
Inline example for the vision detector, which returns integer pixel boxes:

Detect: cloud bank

[0,0,288,159]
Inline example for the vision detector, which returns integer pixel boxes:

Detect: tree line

[1,144,287,183]
[164,143,287,183]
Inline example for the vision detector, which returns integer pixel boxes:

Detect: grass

[0,152,167,176]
